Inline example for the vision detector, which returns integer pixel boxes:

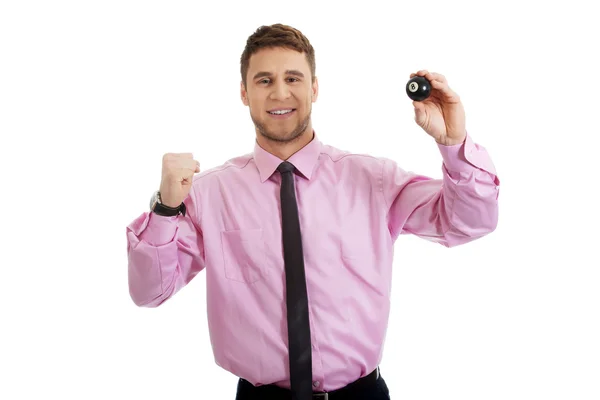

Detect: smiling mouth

[267,109,296,115]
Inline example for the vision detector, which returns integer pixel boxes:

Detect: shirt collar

[253,130,322,182]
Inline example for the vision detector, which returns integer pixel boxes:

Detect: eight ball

[406,76,431,101]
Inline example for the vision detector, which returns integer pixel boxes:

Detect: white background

[1,0,599,399]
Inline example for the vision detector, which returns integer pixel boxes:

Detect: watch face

[150,191,159,210]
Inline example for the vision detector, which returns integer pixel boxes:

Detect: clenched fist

[159,153,200,208]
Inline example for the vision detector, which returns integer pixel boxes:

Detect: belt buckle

[313,393,328,399]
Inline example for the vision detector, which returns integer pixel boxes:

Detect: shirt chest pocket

[221,228,267,284]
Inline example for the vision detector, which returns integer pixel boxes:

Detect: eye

[257,77,299,85]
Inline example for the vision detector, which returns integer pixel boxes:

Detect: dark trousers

[235,368,390,400]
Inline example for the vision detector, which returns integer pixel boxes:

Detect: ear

[241,81,249,106]
[311,76,319,103]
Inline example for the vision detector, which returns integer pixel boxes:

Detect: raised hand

[159,153,201,207]
[410,70,466,146]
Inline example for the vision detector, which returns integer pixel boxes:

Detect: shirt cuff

[139,212,179,246]
[437,133,499,181]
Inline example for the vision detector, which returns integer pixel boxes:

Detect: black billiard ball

[406,76,431,101]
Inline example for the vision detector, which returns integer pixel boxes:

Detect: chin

[252,111,311,144]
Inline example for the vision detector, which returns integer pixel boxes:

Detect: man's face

[241,47,318,143]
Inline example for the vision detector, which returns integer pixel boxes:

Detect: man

[126,23,499,400]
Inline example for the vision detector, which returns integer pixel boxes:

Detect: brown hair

[240,23,316,88]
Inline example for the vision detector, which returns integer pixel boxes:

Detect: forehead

[248,47,310,75]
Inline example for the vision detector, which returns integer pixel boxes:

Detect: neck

[256,126,314,161]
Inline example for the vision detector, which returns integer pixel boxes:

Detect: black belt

[237,367,380,400]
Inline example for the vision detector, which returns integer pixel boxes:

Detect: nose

[270,80,291,101]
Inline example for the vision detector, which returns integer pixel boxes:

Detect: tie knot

[277,161,296,174]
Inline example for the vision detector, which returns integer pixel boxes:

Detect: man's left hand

[411,70,466,146]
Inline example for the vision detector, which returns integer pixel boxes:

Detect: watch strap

[153,201,187,217]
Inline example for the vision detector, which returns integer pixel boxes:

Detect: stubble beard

[251,107,312,144]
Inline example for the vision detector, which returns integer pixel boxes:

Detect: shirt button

[313,381,320,388]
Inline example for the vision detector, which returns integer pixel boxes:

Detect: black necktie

[277,161,313,400]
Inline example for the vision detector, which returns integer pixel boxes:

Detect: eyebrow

[252,70,305,80]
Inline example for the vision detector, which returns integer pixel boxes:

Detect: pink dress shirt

[126,132,500,392]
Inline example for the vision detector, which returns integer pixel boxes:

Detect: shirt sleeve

[382,133,500,247]
[125,184,205,307]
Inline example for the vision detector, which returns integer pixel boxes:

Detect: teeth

[269,109,293,115]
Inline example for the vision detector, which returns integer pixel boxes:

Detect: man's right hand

[159,153,201,208]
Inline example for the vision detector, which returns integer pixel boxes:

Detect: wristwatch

[150,190,187,217]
